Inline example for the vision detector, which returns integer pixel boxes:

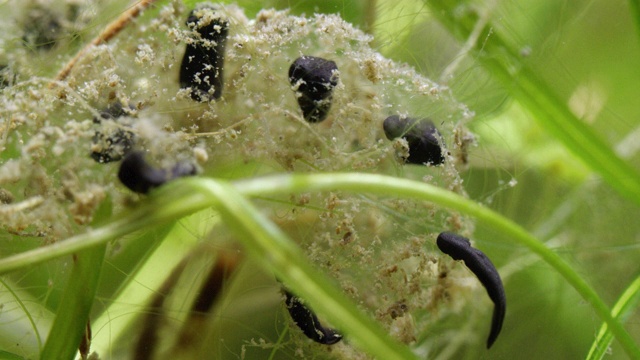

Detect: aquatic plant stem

[0,173,636,357]
[426,0,640,207]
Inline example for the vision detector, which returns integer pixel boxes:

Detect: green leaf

[425,0,640,207]
[89,212,214,356]
[40,197,111,359]
[0,278,53,358]
[0,350,27,360]
[628,0,640,42]
[587,275,640,360]
[40,245,106,360]
[1,173,637,358]
[191,180,418,360]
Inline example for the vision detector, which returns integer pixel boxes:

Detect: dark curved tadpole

[118,151,196,194]
[383,115,445,165]
[288,56,339,123]
[283,289,342,345]
[436,232,506,349]
[179,6,229,102]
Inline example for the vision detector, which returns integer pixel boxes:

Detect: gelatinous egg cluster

[0,2,486,359]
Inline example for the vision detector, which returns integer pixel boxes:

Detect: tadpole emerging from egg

[383,115,445,165]
[288,56,339,123]
[179,6,229,102]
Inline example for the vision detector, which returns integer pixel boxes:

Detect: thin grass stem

[0,173,637,357]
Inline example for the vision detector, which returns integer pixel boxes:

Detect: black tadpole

[117,151,196,194]
[91,102,136,164]
[179,6,229,102]
[288,56,339,123]
[436,232,506,349]
[283,289,342,345]
[383,115,445,165]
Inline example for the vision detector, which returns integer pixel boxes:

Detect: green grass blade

[190,180,419,360]
[425,0,640,207]
[0,173,637,357]
[628,0,640,42]
[0,278,53,357]
[89,213,214,357]
[587,275,640,360]
[0,350,27,360]
[0,193,212,276]
[40,244,106,360]
[40,199,111,359]
[232,173,640,358]
[0,279,42,352]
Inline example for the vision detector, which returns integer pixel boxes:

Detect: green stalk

[233,173,640,358]
[0,350,26,360]
[88,215,212,357]
[587,274,640,360]
[0,278,52,357]
[40,244,106,360]
[425,0,640,207]
[628,0,640,42]
[0,192,212,275]
[189,180,418,360]
[0,173,637,357]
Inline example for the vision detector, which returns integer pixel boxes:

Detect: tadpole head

[289,56,338,123]
[289,56,338,97]
[186,6,230,41]
[436,231,471,261]
[383,115,414,140]
[117,151,166,194]
[383,115,445,165]
[118,152,198,194]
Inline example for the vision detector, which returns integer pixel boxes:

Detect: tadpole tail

[487,291,506,348]
[466,250,506,349]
